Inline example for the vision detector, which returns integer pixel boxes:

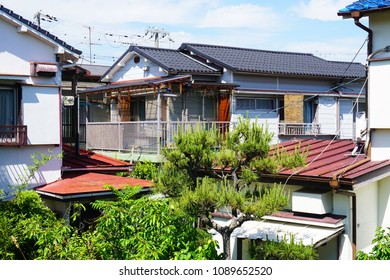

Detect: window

[0,88,17,126]
[236,97,274,111]
[0,87,26,146]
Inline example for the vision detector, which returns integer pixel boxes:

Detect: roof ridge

[0,4,82,55]
[181,42,315,56]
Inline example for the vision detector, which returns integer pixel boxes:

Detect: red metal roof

[35,146,152,199]
[36,172,153,197]
[267,139,390,188]
[62,145,132,172]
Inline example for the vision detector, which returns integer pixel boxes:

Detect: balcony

[86,121,233,157]
[279,123,321,136]
[0,125,28,146]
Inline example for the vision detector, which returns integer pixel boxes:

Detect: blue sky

[1,0,368,65]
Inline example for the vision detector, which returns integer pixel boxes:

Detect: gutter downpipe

[352,11,373,55]
[353,13,372,156]
[329,157,370,260]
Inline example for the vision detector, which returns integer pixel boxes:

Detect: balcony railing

[86,121,234,155]
[0,125,28,146]
[279,123,320,136]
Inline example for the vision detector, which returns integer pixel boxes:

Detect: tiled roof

[0,4,82,55]
[264,139,390,189]
[338,0,390,14]
[179,43,366,79]
[132,46,219,74]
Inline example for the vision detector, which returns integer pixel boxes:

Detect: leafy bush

[356,226,390,260]
[249,236,319,260]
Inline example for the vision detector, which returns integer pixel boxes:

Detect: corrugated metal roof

[36,172,152,197]
[267,139,390,188]
[179,43,366,79]
[37,146,153,199]
[62,145,132,172]
[80,75,192,94]
[78,64,110,77]
[0,4,82,55]
[338,0,390,14]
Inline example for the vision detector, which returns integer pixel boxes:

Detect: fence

[86,121,233,155]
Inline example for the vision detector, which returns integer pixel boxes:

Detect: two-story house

[211,0,390,261]
[82,44,366,162]
[0,4,81,198]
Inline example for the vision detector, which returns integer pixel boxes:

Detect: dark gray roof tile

[179,43,366,79]
[134,46,219,74]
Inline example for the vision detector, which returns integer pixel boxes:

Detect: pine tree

[157,117,307,259]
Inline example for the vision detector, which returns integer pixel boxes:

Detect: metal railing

[86,121,233,155]
[279,123,321,135]
[0,125,28,146]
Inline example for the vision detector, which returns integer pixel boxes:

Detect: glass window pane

[256,99,274,110]
[237,98,255,110]
[0,88,16,126]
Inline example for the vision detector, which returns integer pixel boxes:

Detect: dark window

[0,88,17,126]
[236,98,274,111]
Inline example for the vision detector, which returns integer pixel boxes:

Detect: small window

[236,97,274,111]
[133,56,140,64]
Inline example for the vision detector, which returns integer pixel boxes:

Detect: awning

[231,220,344,248]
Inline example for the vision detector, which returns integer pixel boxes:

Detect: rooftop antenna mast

[144,27,174,48]
[33,10,57,27]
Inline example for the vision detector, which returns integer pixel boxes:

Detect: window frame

[236,97,275,112]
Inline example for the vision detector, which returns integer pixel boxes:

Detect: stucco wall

[0,146,62,199]
[378,176,390,227]
[355,182,379,252]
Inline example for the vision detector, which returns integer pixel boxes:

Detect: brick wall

[284,94,304,123]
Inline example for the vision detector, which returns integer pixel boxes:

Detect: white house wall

[22,85,61,145]
[0,17,58,76]
[317,96,338,135]
[370,11,390,58]
[378,176,390,228]
[0,146,62,199]
[112,55,167,82]
[333,193,353,260]
[368,11,390,161]
[339,99,354,139]
[355,182,379,252]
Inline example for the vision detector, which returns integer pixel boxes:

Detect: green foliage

[0,190,92,260]
[242,184,289,219]
[356,226,390,260]
[155,161,194,197]
[2,150,61,198]
[161,123,220,184]
[249,236,319,260]
[91,185,221,260]
[130,160,158,181]
[158,117,306,259]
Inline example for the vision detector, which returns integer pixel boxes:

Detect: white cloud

[199,4,281,30]
[1,0,215,25]
[285,37,368,63]
[293,0,352,21]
